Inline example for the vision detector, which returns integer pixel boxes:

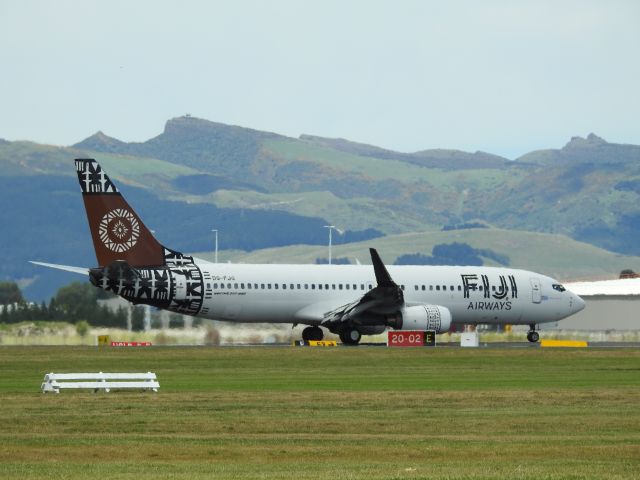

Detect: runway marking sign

[308,340,337,347]
[540,339,587,348]
[292,340,338,347]
[388,330,436,347]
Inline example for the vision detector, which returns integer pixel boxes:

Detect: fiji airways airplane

[33,159,586,344]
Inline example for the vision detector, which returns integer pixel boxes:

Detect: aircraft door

[530,278,542,304]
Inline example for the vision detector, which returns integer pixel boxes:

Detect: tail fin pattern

[76,159,204,316]
[76,159,164,267]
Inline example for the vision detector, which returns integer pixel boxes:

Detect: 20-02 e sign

[387,330,436,347]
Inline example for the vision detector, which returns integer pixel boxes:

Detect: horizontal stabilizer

[30,261,89,276]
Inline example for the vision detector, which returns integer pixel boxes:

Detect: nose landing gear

[301,326,324,342]
[527,324,540,343]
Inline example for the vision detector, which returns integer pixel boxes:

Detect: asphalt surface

[305,341,640,348]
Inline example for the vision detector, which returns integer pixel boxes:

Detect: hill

[299,134,509,169]
[72,117,640,256]
[201,228,640,282]
[2,116,640,299]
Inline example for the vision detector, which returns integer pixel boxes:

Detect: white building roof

[564,278,640,296]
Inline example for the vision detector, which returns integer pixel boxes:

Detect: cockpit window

[552,284,566,292]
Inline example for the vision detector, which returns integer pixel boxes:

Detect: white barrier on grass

[41,372,159,393]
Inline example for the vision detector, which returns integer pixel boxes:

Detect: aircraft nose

[572,294,586,313]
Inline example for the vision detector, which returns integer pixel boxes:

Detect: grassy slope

[0,141,200,189]
[194,228,640,281]
[264,138,519,188]
[210,189,430,233]
[0,346,638,479]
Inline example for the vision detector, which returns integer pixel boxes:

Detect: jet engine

[388,305,452,333]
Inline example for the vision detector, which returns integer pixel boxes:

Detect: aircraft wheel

[301,326,315,342]
[339,328,361,345]
[527,331,540,343]
[302,326,324,342]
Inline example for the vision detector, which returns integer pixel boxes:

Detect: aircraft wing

[316,249,404,327]
[564,278,640,296]
[30,261,89,276]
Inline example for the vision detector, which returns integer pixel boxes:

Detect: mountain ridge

[2,116,640,300]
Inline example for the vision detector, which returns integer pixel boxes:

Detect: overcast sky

[0,0,638,158]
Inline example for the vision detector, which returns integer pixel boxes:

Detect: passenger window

[325,284,329,290]
[450,286,454,291]
[305,284,309,290]
[345,284,350,290]
[479,286,483,291]
[240,283,244,289]
[401,285,405,291]
[458,285,461,291]
[319,284,323,290]
[429,285,433,291]
[353,284,357,290]
[275,284,279,289]
[311,284,315,290]
[414,285,418,291]
[268,284,272,289]
[261,284,265,289]
[247,284,251,289]
[291,284,295,290]
[213,283,218,289]
[339,284,343,290]
[227,283,232,289]
[332,284,336,290]
[436,286,440,291]
[282,284,286,289]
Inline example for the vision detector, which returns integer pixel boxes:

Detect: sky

[0,0,638,159]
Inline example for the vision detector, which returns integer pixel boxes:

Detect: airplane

[32,158,586,344]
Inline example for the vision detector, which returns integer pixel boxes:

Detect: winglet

[369,248,396,287]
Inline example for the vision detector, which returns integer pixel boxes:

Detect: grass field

[1,347,639,479]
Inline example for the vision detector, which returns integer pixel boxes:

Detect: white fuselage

[192,262,585,327]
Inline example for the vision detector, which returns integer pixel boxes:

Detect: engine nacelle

[391,305,452,333]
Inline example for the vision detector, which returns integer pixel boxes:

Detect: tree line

[0,281,145,330]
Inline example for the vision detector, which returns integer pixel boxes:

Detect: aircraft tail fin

[75,159,167,267]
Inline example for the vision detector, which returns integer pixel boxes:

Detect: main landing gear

[339,327,362,346]
[527,324,540,343]
[302,326,324,342]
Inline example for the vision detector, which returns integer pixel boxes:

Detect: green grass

[264,138,522,188]
[0,141,199,190]
[1,347,639,479]
[210,189,429,233]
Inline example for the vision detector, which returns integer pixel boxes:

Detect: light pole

[211,229,218,263]
[324,225,335,265]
